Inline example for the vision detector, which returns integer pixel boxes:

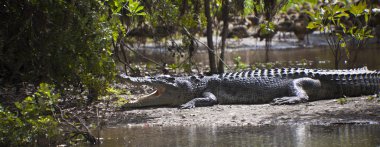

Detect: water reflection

[129,45,380,70]
[215,47,380,69]
[89,125,380,147]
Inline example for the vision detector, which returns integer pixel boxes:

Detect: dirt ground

[105,96,380,127]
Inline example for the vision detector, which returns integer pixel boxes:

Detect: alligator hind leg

[271,78,321,105]
[180,92,217,109]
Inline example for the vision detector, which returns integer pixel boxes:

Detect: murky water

[217,47,380,69]
[87,125,380,147]
[130,45,380,70]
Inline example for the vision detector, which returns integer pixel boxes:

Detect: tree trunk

[204,0,217,74]
[265,38,271,63]
[192,0,201,33]
[334,48,340,69]
[179,0,188,17]
[218,0,229,73]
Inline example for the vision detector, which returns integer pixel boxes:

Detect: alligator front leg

[180,92,217,109]
[271,78,321,105]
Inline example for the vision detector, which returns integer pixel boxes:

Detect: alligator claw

[180,102,195,109]
[271,97,303,105]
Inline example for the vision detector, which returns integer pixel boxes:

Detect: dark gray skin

[119,67,380,109]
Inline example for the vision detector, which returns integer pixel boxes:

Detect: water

[216,47,380,69]
[88,125,380,147]
[129,45,380,70]
[217,46,380,69]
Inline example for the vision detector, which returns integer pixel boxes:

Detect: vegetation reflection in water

[89,124,380,147]
[129,45,380,73]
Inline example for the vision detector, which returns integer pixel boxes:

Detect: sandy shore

[107,96,380,127]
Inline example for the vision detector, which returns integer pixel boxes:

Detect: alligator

[119,67,380,109]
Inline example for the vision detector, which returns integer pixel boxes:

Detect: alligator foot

[271,78,319,105]
[271,96,308,105]
[180,92,217,109]
[180,101,196,109]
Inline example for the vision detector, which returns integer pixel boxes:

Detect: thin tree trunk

[192,0,201,33]
[204,0,217,74]
[179,0,188,17]
[335,48,341,69]
[218,0,229,73]
[265,38,271,63]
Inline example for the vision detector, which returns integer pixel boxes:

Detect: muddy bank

[106,96,380,127]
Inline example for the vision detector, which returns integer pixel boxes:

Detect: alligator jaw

[118,74,153,86]
[125,86,167,107]
[140,86,165,100]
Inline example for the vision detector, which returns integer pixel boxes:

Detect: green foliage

[181,63,192,73]
[113,97,131,107]
[102,87,131,107]
[307,1,373,68]
[366,95,380,102]
[233,56,249,71]
[0,0,127,100]
[0,83,61,146]
[168,63,179,70]
[250,0,264,14]
[144,0,180,28]
[337,97,348,105]
[106,87,123,95]
[180,13,201,29]
[247,0,293,15]
[0,0,146,144]
[259,22,277,37]
[307,1,373,44]
[126,0,147,16]
[367,95,376,101]
[282,0,318,12]
[107,0,145,16]
[250,0,289,21]
[244,0,255,15]
[349,1,367,16]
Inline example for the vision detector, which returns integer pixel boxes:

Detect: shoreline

[104,96,380,127]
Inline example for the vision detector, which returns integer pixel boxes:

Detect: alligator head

[119,74,193,108]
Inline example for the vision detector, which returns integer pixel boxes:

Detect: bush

[0,83,61,146]
[0,0,116,99]
[0,0,133,145]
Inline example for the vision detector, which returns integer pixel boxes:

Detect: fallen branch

[55,105,99,144]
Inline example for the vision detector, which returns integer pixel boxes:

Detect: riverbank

[103,96,380,127]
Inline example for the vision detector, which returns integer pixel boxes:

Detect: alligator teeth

[128,100,138,104]
[148,89,159,97]
[131,89,159,103]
